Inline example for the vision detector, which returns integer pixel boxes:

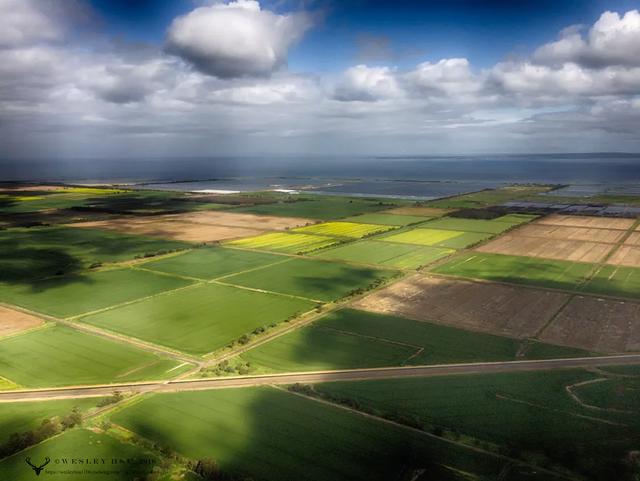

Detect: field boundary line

[130,265,204,282]
[531,293,576,340]
[211,279,324,303]
[276,386,580,481]
[211,257,294,282]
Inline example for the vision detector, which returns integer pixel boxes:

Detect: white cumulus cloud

[165,0,311,78]
[333,65,403,101]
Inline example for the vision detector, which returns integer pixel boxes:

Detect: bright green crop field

[111,386,534,481]
[312,240,454,268]
[0,325,188,387]
[584,264,640,299]
[0,429,157,480]
[141,246,283,280]
[341,213,431,226]
[380,228,492,249]
[0,268,192,318]
[0,398,101,443]
[226,231,341,254]
[240,309,587,372]
[80,283,316,354]
[421,217,518,234]
[223,258,397,302]
[293,221,396,238]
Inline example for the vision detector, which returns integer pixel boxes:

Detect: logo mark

[25,457,50,476]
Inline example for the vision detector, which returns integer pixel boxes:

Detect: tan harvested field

[162,211,313,230]
[607,245,640,267]
[70,218,265,243]
[477,234,614,263]
[383,206,452,217]
[541,296,640,352]
[352,275,569,338]
[0,306,44,337]
[536,214,634,230]
[624,231,640,246]
[0,184,62,192]
[69,211,312,243]
[513,223,626,243]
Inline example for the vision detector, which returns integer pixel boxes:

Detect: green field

[223,258,396,302]
[240,309,587,372]
[293,221,396,238]
[342,213,431,226]
[0,429,157,480]
[426,186,554,209]
[80,283,315,354]
[0,325,188,387]
[226,231,341,254]
[0,226,189,283]
[314,370,638,479]
[0,268,192,318]
[380,228,493,249]
[432,252,596,291]
[0,398,100,443]
[141,246,283,279]
[229,196,401,219]
[111,387,539,481]
[312,240,454,268]
[584,264,640,299]
[421,217,518,234]
[493,213,539,224]
[572,377,640,413]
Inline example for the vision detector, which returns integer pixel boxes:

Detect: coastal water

[1,154,639,199]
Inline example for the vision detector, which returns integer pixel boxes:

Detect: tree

[194,458,220,480]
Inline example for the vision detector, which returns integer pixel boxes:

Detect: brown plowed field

[536,214,634,230]
[607,245,640,268]
[477,234,614,263]
[0,306,44,337]
[69,211,313,243]
[513,224,626,243]
[352,275,569,338]
[540,296,640,352]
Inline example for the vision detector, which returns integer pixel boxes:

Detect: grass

[223,258,396,302]
[313,370,638,479]
[421,217,519,234]
[240,309,585,372]
[572,377,640,414]
[312,240,454,269]
[226,232,341,254]
[111,386,525,481]
[0,325,187,387]
[0,268,192,318]
[0,429,157,480]
[80,283,315,355]
[293,221,396,238]
[584,264,640,299]
[0,398,100,442]
[229,195,401,219]
[140,246,282,280]
[0,226,189,282]
[432,252,596,291]
[341,213,431,226]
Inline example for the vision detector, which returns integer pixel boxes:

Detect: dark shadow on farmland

[113,387,528,481]
[77,193,201,216]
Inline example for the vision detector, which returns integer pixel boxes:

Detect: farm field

[571,376,640,412]
[0,325,188,388]
[80,283,316,354]
[0,226,189,282]
[432,252,596,291]
[514,223,626,243]
[141,246,283,280]
[0,305,43,337]
[229,195,401,219]
[0,429,157,480]
[223,258,396,302]
[226,231,341,254]
[312,369,638,479]
[383,206,452,217]
[381,228,492,249]
[540,295,640,352]
[341,213,431,226]
[162,210,312,229]
[0,268,192,318]
[353,275,569,338]
[111,386,539,481]
[293,221,396,238]
[425,185,555,209]
[536,214,635,230]
[420,217,520,234]
[0,398,101,443]
[607,245,640,267]
[239,309,587,372]
[587,264,640,299]
[312,239,454,269]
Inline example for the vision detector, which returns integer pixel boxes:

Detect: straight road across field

[1,354,639,402]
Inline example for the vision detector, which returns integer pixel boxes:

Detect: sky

[1,0,640,160]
